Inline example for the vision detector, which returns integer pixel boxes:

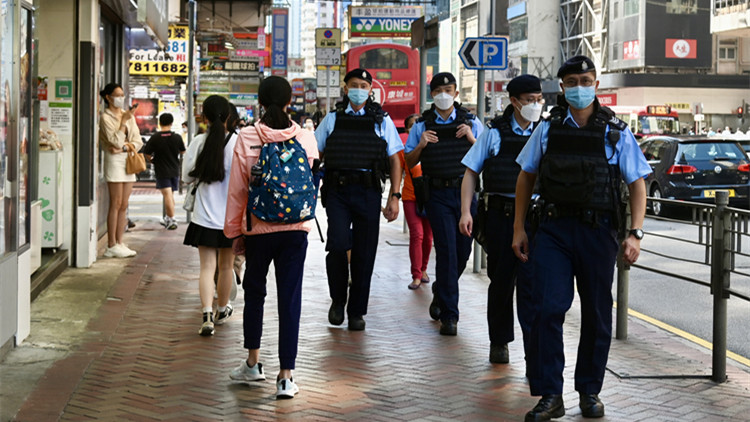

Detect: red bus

[609,105,681,140]
[345,43,420,135]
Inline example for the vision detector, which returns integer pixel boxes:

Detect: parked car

[640,136,750,216]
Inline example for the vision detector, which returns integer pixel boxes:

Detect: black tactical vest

[324,106,388,172]
[419,104,475,180]
[539,102,626,212]
[482,105,531,194]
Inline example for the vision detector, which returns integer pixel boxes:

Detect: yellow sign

[390,81,407,86]
[704,189,735,198]
[315,28,341,48]
[129,24,190,76]
[666,102,690,111]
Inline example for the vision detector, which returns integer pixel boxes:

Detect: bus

[608,105,681,140]
[345,43,420,135]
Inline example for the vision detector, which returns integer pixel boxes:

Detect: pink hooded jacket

[224,122,319,238]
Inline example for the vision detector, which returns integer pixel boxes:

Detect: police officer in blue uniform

[512,56,650,421]
[459,74,543,364]
[405,72,484,336]
[315,68,403,331]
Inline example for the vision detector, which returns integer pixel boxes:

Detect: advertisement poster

[132,98,159,136]
[48,102,73,135]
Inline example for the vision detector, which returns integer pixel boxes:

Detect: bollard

[615,202,632,340]
[711,190,730,383]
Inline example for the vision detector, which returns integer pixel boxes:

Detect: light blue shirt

[404,108,485,154]
[516,108,652,185]
[315,103,403,157]
[462,113,535,174]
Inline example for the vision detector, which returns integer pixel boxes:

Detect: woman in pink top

[224,76,318,400]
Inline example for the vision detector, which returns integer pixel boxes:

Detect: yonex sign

[349,6,422,38]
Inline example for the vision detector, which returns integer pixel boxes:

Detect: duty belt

[429,177,463,188]
[485,194,515,217]
[326,170,378,188]
[541,203,613,227]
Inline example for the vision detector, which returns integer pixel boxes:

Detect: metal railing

[616,191,750,382]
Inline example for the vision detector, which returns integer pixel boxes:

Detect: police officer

[405,72,484,336]
[512,56,650,421]
[315,68,403,331]
[458,74,543,364]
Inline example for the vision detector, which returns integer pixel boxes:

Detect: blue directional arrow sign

[458,37,508,70]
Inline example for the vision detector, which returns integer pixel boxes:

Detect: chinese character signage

[272,8,288,71]
[129,24,189,76]
[665,39,696,59]
[350,6,423,38]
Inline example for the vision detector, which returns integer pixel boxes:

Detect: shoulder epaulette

[599,106,628,131]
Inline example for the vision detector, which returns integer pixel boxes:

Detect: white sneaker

[230,360,266,382]
[276,377,299,399]
[167,217,178,230]
[117,244,137,257]
[104,244,130,258]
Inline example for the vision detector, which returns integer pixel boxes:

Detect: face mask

[433,92,455,111]
[348,88,369,106]
[564,85,596,109]
[112,96,125,109]
[518,102,543,122]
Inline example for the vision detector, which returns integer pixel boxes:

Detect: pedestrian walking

[182,95,237,336]
[459,74,542,364]
[315,68,403,331]
[399,113,433,290]
[512,55,650,421]
[143,112,186,230]
[224,76,319,399]
[98,82,141,258]
[404,72,484,336]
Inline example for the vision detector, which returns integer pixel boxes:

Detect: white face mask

[111,96,125,109]
[433,92,455,111]
[518,102,543,122]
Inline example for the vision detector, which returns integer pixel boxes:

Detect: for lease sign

[349,6,422,38]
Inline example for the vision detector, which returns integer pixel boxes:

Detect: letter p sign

[482,42,498,64]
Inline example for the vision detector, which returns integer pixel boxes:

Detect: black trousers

[325,184,382,317]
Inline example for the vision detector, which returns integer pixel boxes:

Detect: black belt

[428,177,462,188]
[326,171,377,188]
[542,204,613,225]
[485,194,514,210]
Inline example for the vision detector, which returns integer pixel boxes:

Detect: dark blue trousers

[325,184,382,318]
[483,206,534,351]
[243,231,308,370]
[526,216,618,396]
[425,186,476,323]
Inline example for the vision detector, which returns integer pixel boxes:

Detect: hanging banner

[129,24,190,76]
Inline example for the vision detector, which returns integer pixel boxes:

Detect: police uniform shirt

[516,109,652,185]
[315,103,404,157]
[404,108,485,154]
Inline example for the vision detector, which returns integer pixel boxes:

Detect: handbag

[183,181,199,212]
[406,164,428,217]
[125,143,147,174]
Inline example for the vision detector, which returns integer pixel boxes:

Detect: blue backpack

[248,138,317,224]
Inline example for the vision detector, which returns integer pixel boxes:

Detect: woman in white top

[98,83,142,258]
[182,95,238,336]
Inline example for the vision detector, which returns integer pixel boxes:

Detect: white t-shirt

[182,132,238,230]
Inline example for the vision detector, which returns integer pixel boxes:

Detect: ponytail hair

[258,76,292,130]
[189,95,231,183]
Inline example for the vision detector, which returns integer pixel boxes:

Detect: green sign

[55,79,73,99]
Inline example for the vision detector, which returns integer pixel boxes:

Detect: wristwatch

[391,192,402,200]
[629,228,644,240]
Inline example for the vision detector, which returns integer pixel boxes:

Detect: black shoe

[525,394,564,421]
[328,302,345,326]
[127,218,136,229]
[439,319,457,336]
[348,315,365,331]
[579,393,604,418]
[489,343,509,364]
[429,284,440,320]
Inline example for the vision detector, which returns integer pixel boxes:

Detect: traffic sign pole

[473,68,485,273]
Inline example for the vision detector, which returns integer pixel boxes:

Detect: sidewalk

[3,200,750,421]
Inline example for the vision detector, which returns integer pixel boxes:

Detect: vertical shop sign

[271,9,288,73]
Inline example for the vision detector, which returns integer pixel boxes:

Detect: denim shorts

[156,177,179,191]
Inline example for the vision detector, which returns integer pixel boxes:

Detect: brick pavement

[10,205,750,421]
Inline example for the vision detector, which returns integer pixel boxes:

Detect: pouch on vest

[540,156,596,206]
[411,176,430,213]
[247,138,317,225]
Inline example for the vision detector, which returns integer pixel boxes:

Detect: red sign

[271,68,287,77]
[665,39,697,59]
[623,40,640,60]
[304,89,317,104]
[597,94,617,107]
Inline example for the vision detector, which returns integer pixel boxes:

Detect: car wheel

[651,185,664,217]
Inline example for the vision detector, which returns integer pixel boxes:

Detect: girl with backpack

[224,76,319,399]
[182,95,237,336]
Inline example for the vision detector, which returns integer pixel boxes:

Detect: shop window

[666,0,697,14]
[613,1,619,18]
[624,0,639,16]
[509,17,528,43]
[719,45,736,60]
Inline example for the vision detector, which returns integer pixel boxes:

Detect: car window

[641,140,664,161]
[679,142,744,163]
